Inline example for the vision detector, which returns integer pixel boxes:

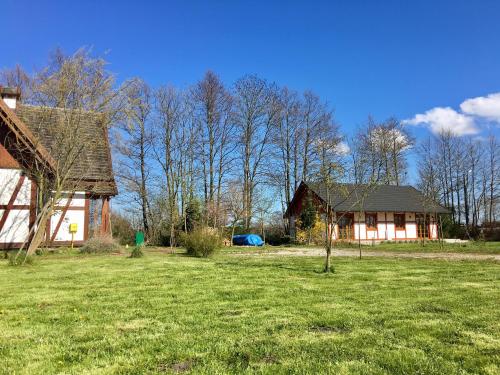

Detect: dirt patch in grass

[309,324,352,334]
[158,360,194,373]
[415,302,451,314]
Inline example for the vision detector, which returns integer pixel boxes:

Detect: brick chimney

[0,86,21,109]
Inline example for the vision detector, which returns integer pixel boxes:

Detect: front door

[416,214,429,239]
[337,213,354,240]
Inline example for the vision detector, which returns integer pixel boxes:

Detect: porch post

[100,197,110,235]
[93,198,99,237]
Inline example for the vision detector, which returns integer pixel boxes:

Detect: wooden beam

[84,195,90,241]
[0,175,26,232]
[49,194,74,245]
[29,179,37,243]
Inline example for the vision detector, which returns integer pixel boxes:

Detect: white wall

[0,169,31,205]
[354,223,367,240]
[50,191,86,242]
[366,229,377,240]
[386,223,395,240]
[404,213,417,239]
[0,170,90,245]
[332,211,441,241]
[353,213,365,240]
[350,211,425,240]
[55,192,86,207]
[0,209,30,244]
[429,224,438,239]
[0,169,32,245]
[50,209,86,242]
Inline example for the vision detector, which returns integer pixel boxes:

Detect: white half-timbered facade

[286,181,449,242]
[0,87,117,249]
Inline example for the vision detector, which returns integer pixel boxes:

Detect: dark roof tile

[16,104,117,196]
[305,181,449,213]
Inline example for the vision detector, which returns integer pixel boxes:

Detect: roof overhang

[0,98,56,173]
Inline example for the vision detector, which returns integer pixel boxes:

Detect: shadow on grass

[215,259,333,275]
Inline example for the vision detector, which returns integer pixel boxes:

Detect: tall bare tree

[268,87,301,230]
[301,91,328,181]
[154,85,186,246]
[192,71,235,226]
[486,133,499,224]
[354,117,413,185]
[233,75,279,229]
[114,78,153,237]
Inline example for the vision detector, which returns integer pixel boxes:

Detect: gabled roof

[1,100,117,196]
[294,181,449,214]
[0,99,56,171]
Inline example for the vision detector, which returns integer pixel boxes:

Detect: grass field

[355,241,500,254]
[268,241,500,254]
[0,249,499,374]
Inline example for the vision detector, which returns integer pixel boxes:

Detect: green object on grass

[135,231,144,246]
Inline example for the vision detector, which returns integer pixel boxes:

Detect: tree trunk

[324,246,331,272]
[24,201,52,258]
[231,224,236,247]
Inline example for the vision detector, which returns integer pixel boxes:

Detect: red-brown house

[0,87,117,249]
[286,181,449,242]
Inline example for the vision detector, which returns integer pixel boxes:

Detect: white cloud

[460,92,500,122]
[403,107,478,136]
[404,92,500,137]
[335,141,350,155]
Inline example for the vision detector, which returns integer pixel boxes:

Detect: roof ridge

[305,181,416,189]
[18,103,104,117]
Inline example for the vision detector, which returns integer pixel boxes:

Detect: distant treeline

[2,48,498,244]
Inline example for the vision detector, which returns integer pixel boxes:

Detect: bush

[181,227,221,257]
[111,213,135,245]
[8,251,35,266]
[296,217,326,245]
[35,248,44,256]
[80,235,121,254]
[265,217,291,246]
[265,234,291,246]
[129,245,144,258]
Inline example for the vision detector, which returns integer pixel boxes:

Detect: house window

[366,213,377,230]
[394,213,405,230]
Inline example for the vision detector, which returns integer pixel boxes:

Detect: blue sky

[3,0,500,181]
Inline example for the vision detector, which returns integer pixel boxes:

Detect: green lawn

[264,241,500,254]
[0,250,499,374]
[348,240,500,254]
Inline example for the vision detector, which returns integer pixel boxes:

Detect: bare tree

[268,87,301,231]
[354,117,413,185]
[224,183,245,245]
[314,118,343,272]
[154,85,186,247]
[486,133,499,224]
[301,91,329,181]
[233,75,279,230]
[253,191,274,243]
[114,78,153,237]
[191,71,235,227]
[416,129,499,231]
[2,48,121,260]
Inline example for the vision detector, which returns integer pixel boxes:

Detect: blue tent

[232,234,264,246]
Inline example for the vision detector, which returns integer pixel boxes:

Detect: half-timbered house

[286,181,449,242]
[0,87,117,249]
